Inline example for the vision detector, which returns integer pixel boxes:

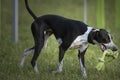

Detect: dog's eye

[102,38,108,43]
[103,38,107,42]
[102,37,110,43]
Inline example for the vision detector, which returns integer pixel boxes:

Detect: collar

[88,28,98,44]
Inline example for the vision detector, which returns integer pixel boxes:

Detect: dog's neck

[88,28,99,44]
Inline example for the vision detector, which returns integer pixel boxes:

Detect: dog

[20,0,118,78]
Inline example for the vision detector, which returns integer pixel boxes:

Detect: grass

[0,0,120,80]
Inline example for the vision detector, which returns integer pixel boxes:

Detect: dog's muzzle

[112,46,118,51]
[100,43,118,52]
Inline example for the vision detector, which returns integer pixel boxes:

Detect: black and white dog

[20,0,118,77]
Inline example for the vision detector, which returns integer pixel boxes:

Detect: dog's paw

[34,64,39,74]
[51,70,62,74]
[82,73,87,79]
[20,57,25,68]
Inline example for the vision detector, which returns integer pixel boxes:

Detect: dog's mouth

[99,44,107,52]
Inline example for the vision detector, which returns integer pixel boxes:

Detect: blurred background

[0,0,120,80]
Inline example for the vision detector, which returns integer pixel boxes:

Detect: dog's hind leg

[52,44,67,74]
[31,22,45,73]
[31,40,44,73]
[20,47,34,67]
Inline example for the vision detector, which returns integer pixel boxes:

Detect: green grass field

[0,0,120,80]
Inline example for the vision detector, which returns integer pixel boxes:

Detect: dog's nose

[112,47,118,51]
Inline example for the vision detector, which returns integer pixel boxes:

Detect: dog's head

[89,29,118,52]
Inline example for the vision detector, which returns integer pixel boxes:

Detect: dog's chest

[69,34,88,49]
[69,27,93,51]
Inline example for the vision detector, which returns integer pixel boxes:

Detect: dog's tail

[25,0,37,20]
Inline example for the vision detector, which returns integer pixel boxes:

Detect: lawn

[0,0,120,80]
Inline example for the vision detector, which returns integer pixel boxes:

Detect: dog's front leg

[78,48,87,78]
